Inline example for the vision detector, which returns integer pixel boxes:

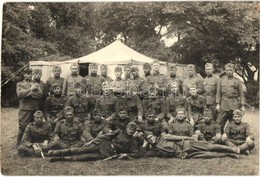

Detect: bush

[245,81,259,108]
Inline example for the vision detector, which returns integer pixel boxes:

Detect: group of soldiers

[16,60,255,161]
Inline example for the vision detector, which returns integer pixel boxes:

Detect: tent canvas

[29,40,187,82]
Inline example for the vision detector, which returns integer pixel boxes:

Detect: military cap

[33,69,42,74]
[187,64,195,69]
[23,68,33,75]
[126,122,137,130]
[225,63,234,69]
[203,108,213,117]
[52,83,62,89]
[52,65,61,71]
[205,63,214,68]
[70,63,79,68]
[153,60,160,65]
[114,66,122,72]
[102,81,110,87]
[143,63,151,69]
[169,64,177,70]
[176,106,185,113]
[170,81,179,87]
[89,63,98,68]
[233,109,242,116]
[146,109,156,117]
[131,66,139,72]
[117,105,127,112]
[124,64,132,70]
[64,106,74,113]
[189,82,197,89]
[100,64,108,69]
[33,110,44,117]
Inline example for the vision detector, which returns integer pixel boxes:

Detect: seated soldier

[186,84,207,127]
[222,109,255,155]
[18,110,52,157]
[138,111,164,137]
[165,81,186,124]
[168,106,195,138]
[82,109,110,143]
[140,132,240,159]
[48,106,85,150]
[107,108,131,132]
[95,82,117,120]
[44,83,66,130]
[65,83,91,123]
[195,109,221,144]
[48,122,139,162]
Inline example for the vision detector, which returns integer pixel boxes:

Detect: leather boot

[208,144,240,154]
[238,143,252,155]
[48,148,72,157]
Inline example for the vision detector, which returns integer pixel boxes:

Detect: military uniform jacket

[225,121,251,141]
[54,119,84,143]
[202,74,219,105]
[166,94,186,119]
[45,77,64,96]
[145,72,167,96]
[83,74,105,96]
[107,117,131,132]
[83,119,110,142]
[169,121,194,137]
[110,78,126,95]
[183,74,204,95]
[102,75,113,83]
[16,80,44,110]
[21,122,52,147]
[66,94,90,119]
[165,75,184,95]
[216,76,245,111]
[44,95,66,118]
[62,75,83,96]
[95,95,117,119]
[115,96,143,119]
[132,76,145,92]
[186,95,206,116]
[196,121,221,141]
[142,97,166,120]
[139,121,164,137]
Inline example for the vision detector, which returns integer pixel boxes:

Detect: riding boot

[238,143,254,155]
[48,148,72,157]
[208,144,240,154]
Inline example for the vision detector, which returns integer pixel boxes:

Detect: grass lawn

[1,107,259,175]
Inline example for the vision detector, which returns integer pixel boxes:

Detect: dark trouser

[187,151,238,158]
[18,143,49,157]
[17,110,35,147]
[224,139,255,152]
[48,140,84,150]
[217,110,233,133]
[188,141,231,153]
[207,104,217,121]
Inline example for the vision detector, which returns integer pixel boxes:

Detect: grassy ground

[1,107,259,175]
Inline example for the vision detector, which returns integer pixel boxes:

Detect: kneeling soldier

[222,109,255,155]
[195,109,221,143]
[48,106,85,150]
[18,110,52,157]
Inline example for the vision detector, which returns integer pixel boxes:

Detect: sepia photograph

[1,1,259,175]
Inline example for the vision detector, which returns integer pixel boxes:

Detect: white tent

[30,40,186,82]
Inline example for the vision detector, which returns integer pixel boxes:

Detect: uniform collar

[153,71,160,76]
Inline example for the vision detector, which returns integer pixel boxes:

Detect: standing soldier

[32,69,46,111]
[45,65,64,96]
[83,109,110,143]
[110,66,125,97]
[183,64,204,96]
[186,84,207,127]
[18,110,52,157]
[95,82,117,120]
[168,106,195,137]
[143,63,152,80]
[16,68,44,147]
[202,63,219,121]
[166,64,183,95]
[65,83,91,123]
[48,106,85,150]
[83,63,105,111]
[165,82,186,124]
[130,66,145,95]
[123,64,132,81]
[146,60,167,97]
[195,109,222,144]
[62,63,83,97]
[44,83,66,129]
[222,109,255,155]
[100,64,113,83]
[216,63,245,132]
